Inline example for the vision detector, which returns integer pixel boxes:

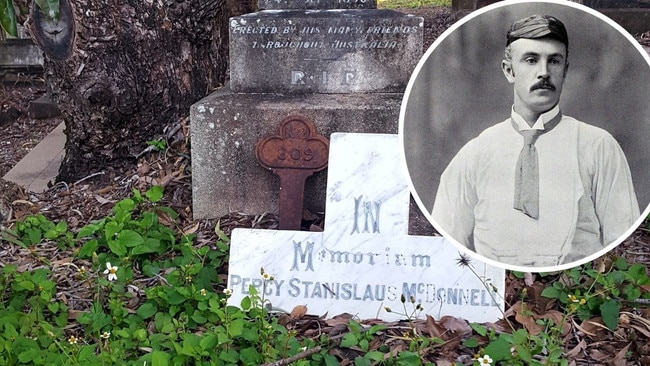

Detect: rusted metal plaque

[255,115,329,230]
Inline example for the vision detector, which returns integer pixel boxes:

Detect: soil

[1,6,649,364]
[0,76,60,178]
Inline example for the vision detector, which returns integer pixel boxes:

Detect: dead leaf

[630,324,650,339]
[580,317,613,340]
[328,323,348,337]
[610,343,631,366]
[510,301,543,335]
[67,310,86,320]
[290,305,308,320]
[539,310,570,335]
[94,194,114,205]
[157,210,176,227]
[589,348,610,362]
[50,257,74,265]
[93,185,114,194]
[182,222,200,235]
[424,315,444,338]
[573,318,598,337]
[309,224,323,232]
[566,339,586,358]
[433,360,454,366]
[524,272,535,286]
[326,313,353,327]
[439,315,471,334]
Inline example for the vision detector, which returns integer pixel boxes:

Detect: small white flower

[262,272,271,280]
[101,331,110,339]
[477,355,493,365]
[200,289,207,296]
[223,288,232,296]
[103,262,118,281]
[68,335,79,344]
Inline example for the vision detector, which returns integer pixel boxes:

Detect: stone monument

[451,0,650,34]
[191,0,423,220]
[228,133,506,322]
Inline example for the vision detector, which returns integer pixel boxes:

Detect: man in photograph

[431,14,640,267]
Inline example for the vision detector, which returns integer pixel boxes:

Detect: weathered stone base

[190,85,403,220]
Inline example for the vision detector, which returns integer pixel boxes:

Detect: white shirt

[511,104,560,131]
[432,112,639,267]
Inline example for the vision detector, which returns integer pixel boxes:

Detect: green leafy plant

[146,138,168,152]
[4,214,73,250]
[1,0,60,37]
[0,186,333,365]
[457,254,570,366]
[541,257,650,330]
[75,186,179,266]
[2,185,646,365]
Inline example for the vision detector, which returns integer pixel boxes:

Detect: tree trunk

[25,0,254,182]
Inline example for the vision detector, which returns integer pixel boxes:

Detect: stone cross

[229,133,506,322]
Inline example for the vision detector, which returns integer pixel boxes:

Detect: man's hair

[504,14,569,61]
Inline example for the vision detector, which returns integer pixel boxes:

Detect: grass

[377,0,450,9]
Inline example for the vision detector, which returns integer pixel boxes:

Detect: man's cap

[506,15,568,47]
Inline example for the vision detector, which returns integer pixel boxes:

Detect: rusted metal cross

[255,115,329,230]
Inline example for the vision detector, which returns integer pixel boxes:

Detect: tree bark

[25,0,254,182]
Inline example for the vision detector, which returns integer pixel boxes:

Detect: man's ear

[501,60,515,82]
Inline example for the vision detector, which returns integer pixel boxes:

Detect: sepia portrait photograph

[400,0,650,271]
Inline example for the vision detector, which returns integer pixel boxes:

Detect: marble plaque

[228,133,505,322]
[229,10,423,94]
[258,0,376,10]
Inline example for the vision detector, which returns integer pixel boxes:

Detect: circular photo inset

[400,0,650,272]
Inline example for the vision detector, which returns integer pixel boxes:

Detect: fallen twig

[73,171,106,186]
[260,346,322,366]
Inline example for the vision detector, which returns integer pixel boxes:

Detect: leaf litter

[0,6,649,364]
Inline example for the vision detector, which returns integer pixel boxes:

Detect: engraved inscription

[255,115,329,170]
[350,196,381,234]
[278,148,314,161]
[259,0,371,6]
[343,71,356,85]
[290,70,356,86]
[229,14,423,92]
[291,70,305,85]
[237,23,419,50]
[253,41,326,49]
[301,26,321,34]
[291,240,315,272]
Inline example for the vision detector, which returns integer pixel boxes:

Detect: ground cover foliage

[0,115,649,365]
[2,4,650,365]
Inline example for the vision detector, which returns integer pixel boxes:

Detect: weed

[1,186,647,364]
[145,138,168,152]
[541,257,650,330]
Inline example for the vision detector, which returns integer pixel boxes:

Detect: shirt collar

[511,105,561,131]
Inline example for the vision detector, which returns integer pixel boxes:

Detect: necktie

[512,113,563,219]
[514,130,541,218]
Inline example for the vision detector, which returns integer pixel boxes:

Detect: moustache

[530,79,556,92]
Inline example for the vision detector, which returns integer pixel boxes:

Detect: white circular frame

[399,0,650,272]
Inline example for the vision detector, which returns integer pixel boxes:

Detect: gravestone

[191,0,423,220]
[229,10,423,93]
[258,0,376,10]
[228,133,505,322]
[451,0,650,34]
